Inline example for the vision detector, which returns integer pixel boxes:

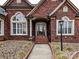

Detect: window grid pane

[13,23,16,34]
[19,23,22,34]
[68,21,72,33]
[17,23,19,34]
[13,22,27,35]
[67,21,68,34]
[23,23,26,34]
[58,20,73,35]
[64,21,67,34]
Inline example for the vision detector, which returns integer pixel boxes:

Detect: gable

[27,0,63,17]
[49,0,79,16]
[54,2,76,20]
[3,0,33,9]
[27,0,79,18]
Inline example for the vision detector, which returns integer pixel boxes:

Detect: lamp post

[47,15,51,42]
[59,20,64,51]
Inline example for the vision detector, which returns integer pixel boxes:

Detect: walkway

[28,44,52,59]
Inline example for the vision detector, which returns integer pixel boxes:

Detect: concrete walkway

[28,44,52,59]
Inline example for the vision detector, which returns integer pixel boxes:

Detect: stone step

[35,36,48,44]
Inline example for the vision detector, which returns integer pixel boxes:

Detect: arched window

[0,18,4,36]
[63,6,68,12]
[11,12,28,35]
[57,16,74,35]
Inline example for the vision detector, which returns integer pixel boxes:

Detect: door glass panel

[36,23,46,36]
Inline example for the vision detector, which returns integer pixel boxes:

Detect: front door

[35,22,48,43]
[36,22,47,36]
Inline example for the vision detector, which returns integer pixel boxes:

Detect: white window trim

[0,18,4,36]
[56,20,75,36]
[11,22,28,36]
[10,12,28,36]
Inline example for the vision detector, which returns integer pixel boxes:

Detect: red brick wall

[3,9,31,40]
[31,1,79,43]
[50,3,78,43]
[32,0,62,17]
[0,0,78,43]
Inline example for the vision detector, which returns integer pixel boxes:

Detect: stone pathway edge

[49,43,56,59]
[23,43,35,59]
[25,43,54,59]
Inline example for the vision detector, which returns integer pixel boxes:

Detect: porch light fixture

[59,20,64,51]
[47,15,51,20]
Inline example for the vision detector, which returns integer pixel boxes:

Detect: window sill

[0,34,4,36]
[57,34,74,36]
[11,34,28,36]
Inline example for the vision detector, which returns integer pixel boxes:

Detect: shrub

[57,54,68,59]
[0,44,3,48]
[66,47,73,52]
[16,51,26,59]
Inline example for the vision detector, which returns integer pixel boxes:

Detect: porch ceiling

[32,16,49,21]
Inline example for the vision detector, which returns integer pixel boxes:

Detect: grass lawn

[0,40,34,59]
[50,42,79,59]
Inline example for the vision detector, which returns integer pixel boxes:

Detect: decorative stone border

[23,42,35,59]
[70,51,79,59]
[48,43,56,59]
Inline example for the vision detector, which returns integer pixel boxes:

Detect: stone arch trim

[11,12,26,21]
[62,16,70,21]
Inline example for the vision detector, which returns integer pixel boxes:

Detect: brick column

[75,16,79,42]
[50,17,56,42]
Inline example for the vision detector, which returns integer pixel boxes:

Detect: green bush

[0,44,3,48]
[56,51,62,55]
[16,51,26,59]
[56,46,60,50]
[66,47,73,52]
[57,54,68,59]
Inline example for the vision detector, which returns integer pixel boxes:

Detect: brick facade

[0,0,32,41]
[0,0,79,43]
[51,2,77,43]
[30,0,79,43]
